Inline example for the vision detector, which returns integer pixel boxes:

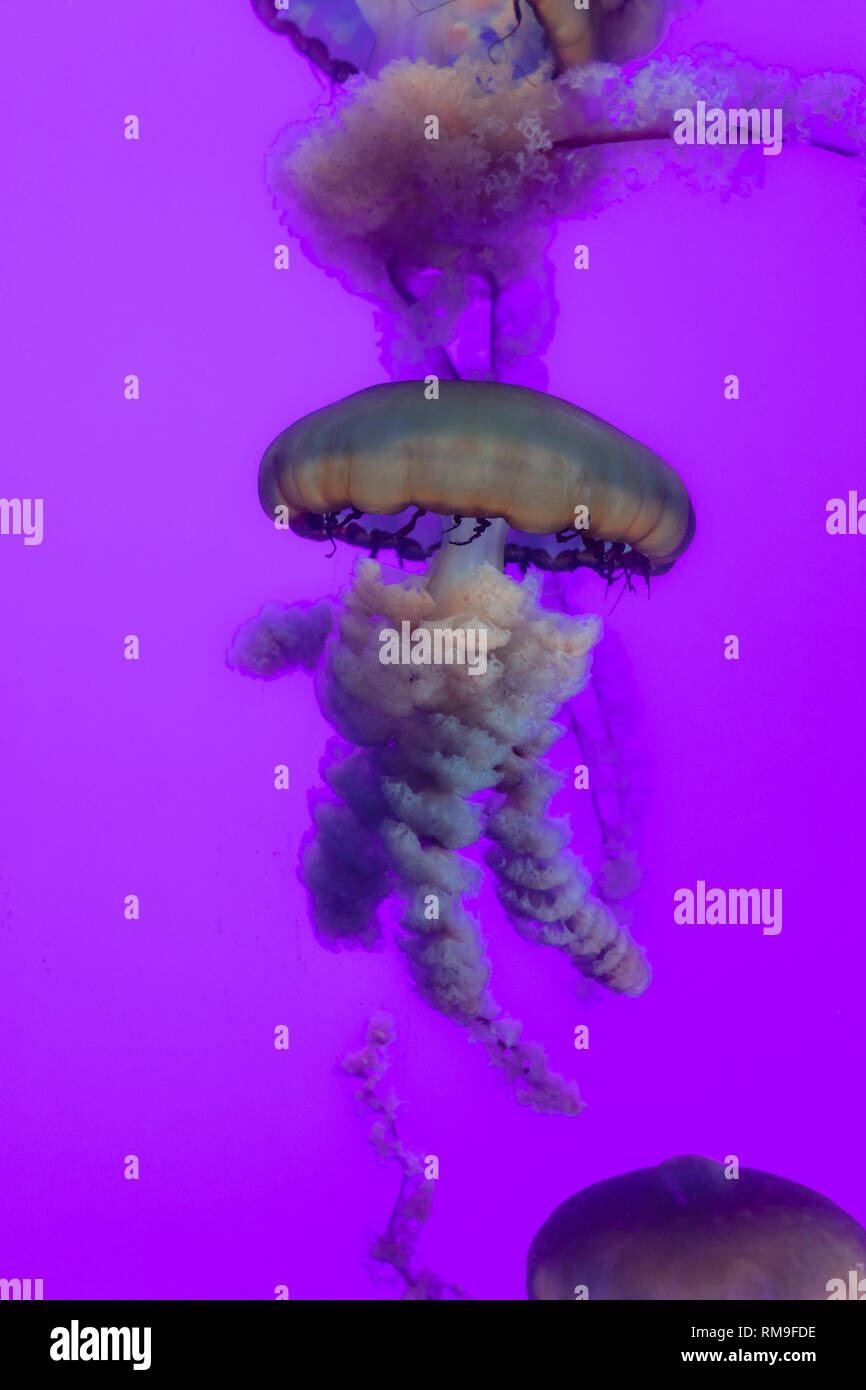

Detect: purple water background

[1,0,864,1300]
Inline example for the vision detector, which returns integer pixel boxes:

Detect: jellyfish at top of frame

[527,1154,866,1300]
[252,0,686,80]
[229,377,695,1116]
[253,0,866,389]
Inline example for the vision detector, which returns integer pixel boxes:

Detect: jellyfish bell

[251,0,550,79]
[527,1155,866,1300]
[355,0,549,75]
[250,1,682,79]
[259,379,695,617]
[525,0,681,70]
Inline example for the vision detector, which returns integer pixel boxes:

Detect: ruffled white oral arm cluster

[299,558,648,1112]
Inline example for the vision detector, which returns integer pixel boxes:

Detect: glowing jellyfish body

[231,380,694,1113]
[527,1156,866,1300]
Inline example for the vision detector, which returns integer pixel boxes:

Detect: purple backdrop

[1,0,864,1300]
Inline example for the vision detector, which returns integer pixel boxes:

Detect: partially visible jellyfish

[253,0,866,387]
[230,378,694,1113]
[527,1155,866,1300]
[251,0,687,80]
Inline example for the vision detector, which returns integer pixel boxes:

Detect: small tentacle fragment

[451,516,493,546]
[341,1014,470,1299]
[227,598,332,678]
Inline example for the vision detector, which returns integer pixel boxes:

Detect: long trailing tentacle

[550,45,866,167]
[341,1013,470,1299]
[377,742,586,1116]
[545,572,645,921]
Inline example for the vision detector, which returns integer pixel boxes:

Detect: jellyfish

[251,0,686,81]
[230,377,694,1113]
[527,1154,866,1300]
[252,0,866,388]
